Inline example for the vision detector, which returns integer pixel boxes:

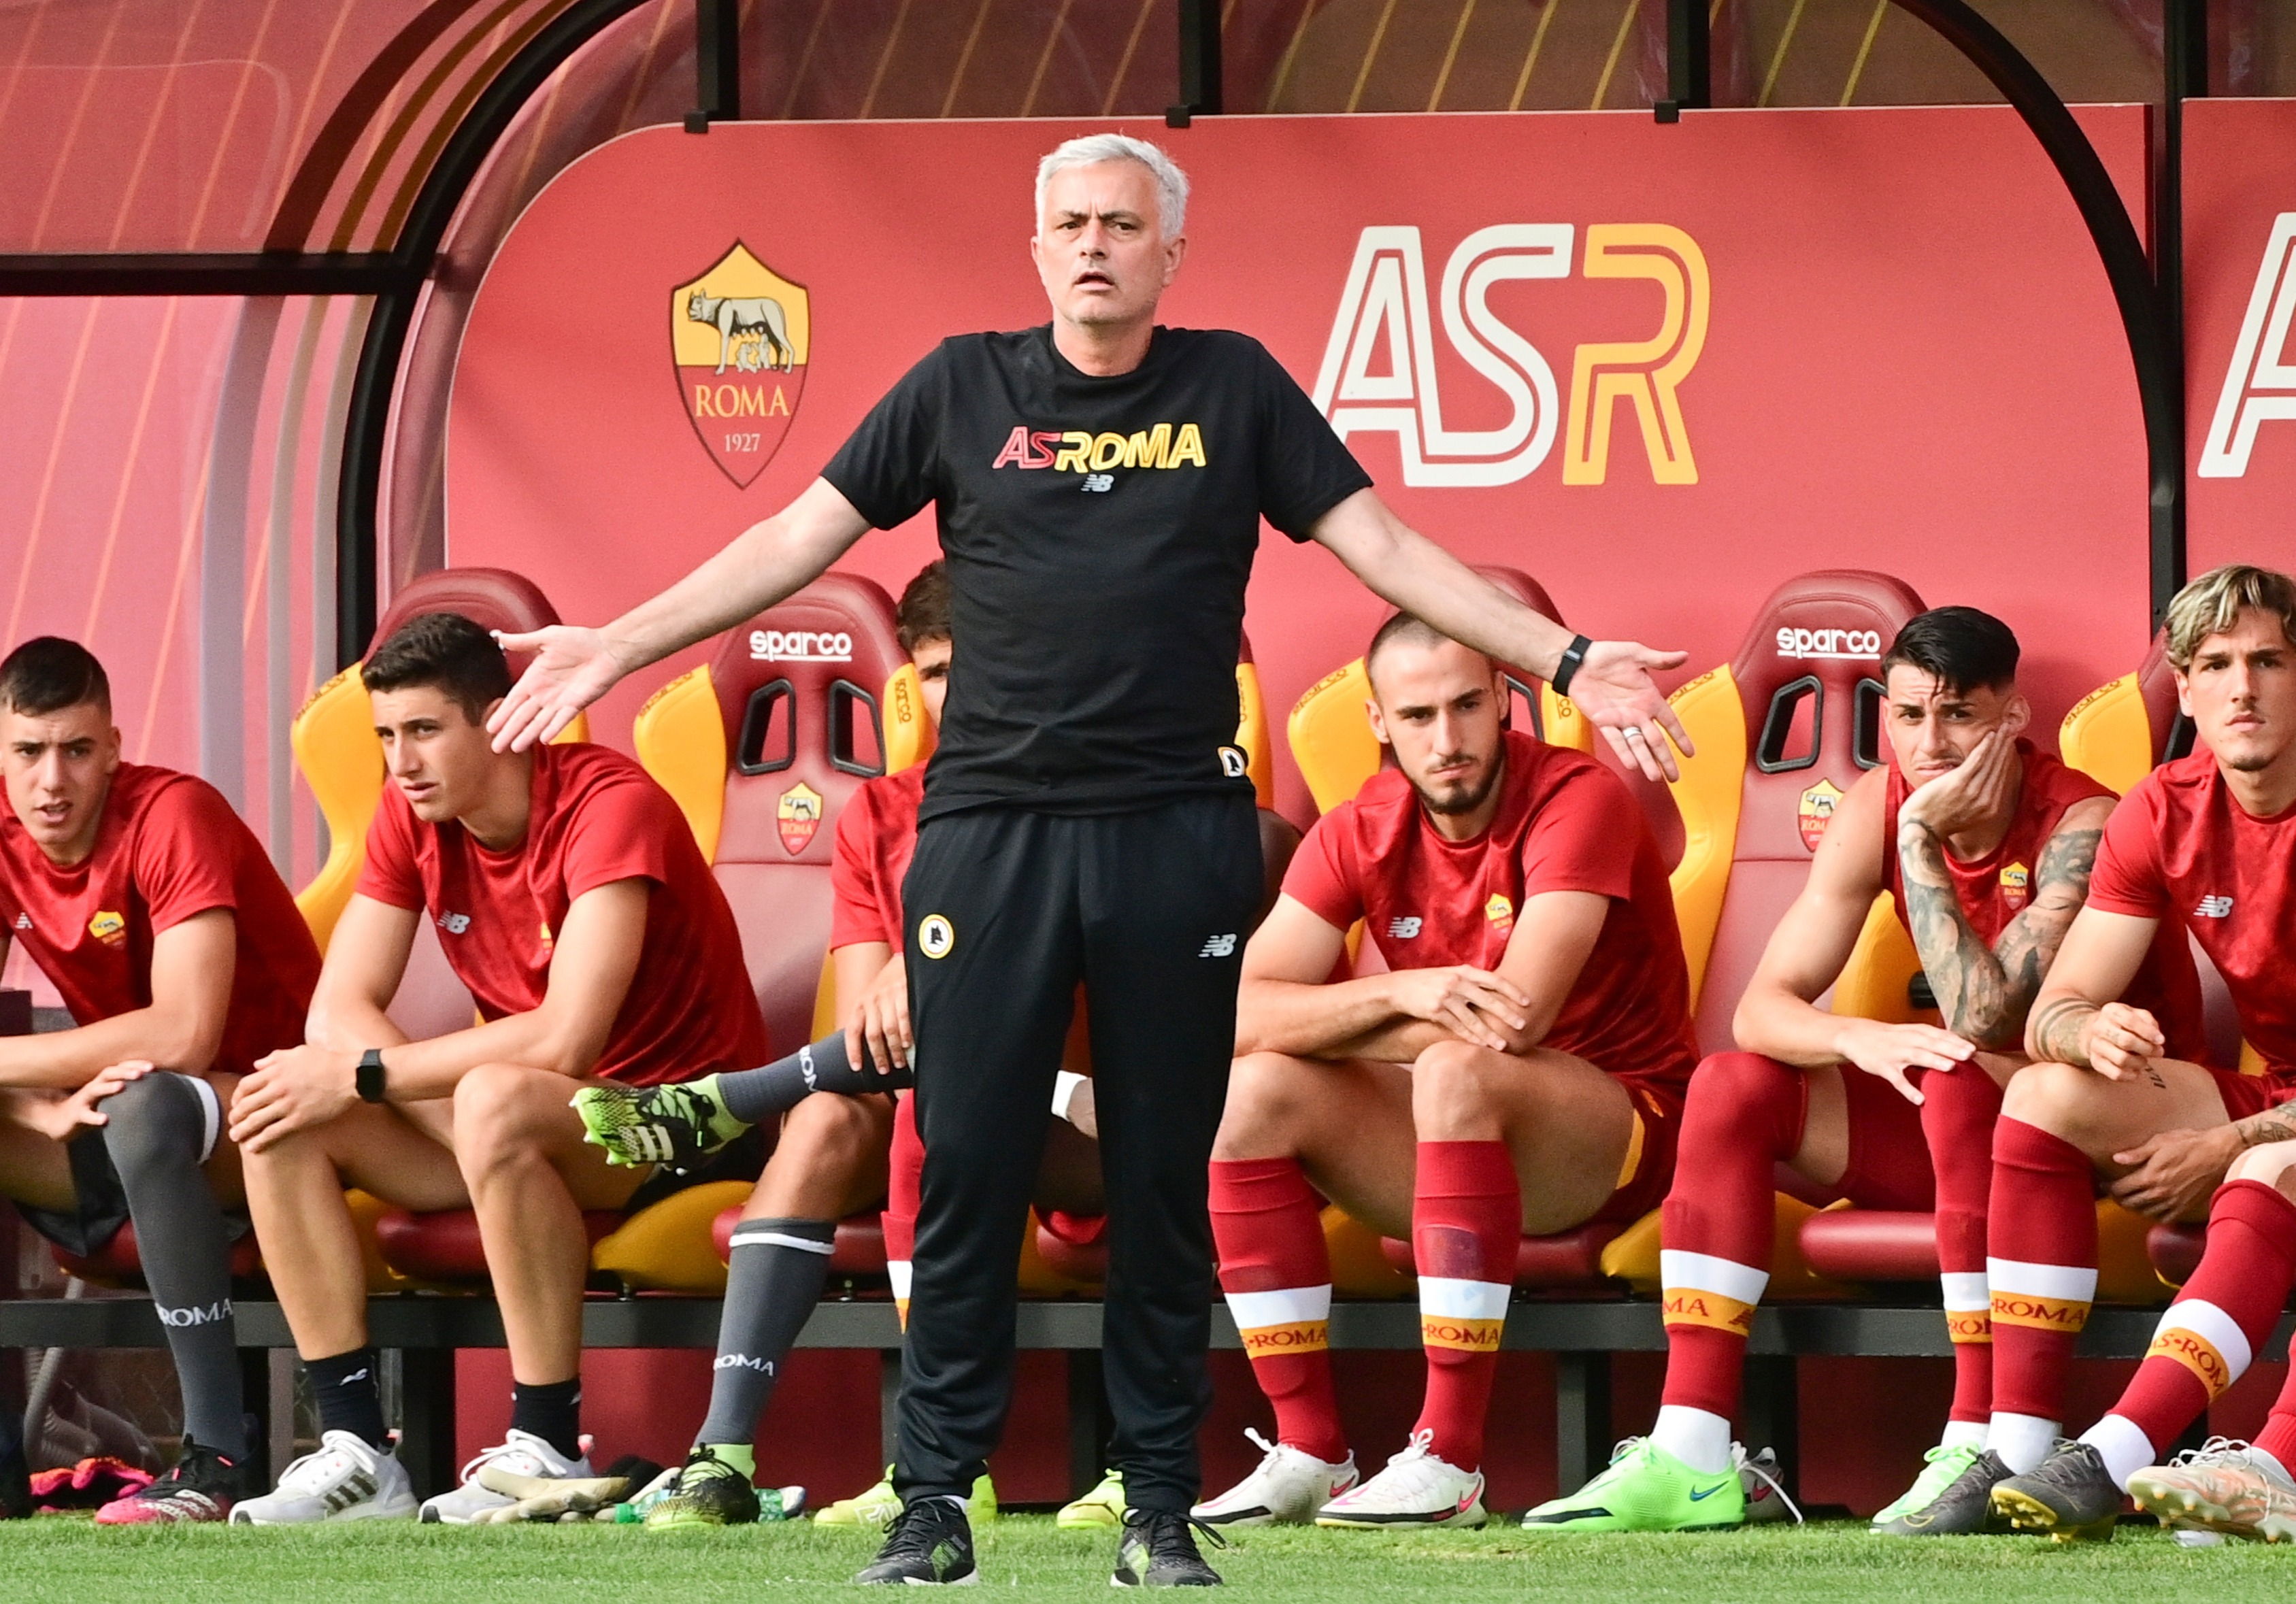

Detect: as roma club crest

[670,242,810,488]
[777,782,825,856]
[1797,778,1844,852]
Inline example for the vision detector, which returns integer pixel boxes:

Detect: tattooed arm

[2023,903,2167,1079]
[1897,796,2111,1049]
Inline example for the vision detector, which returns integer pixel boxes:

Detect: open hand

[2110,1125,2240,1220]
[845,954,914,1074]
[486,625,632,753]
[1835,1017,1976,1103]
[228,1044,359,1152]
[16,1060,158,1141]
[1565,641,1694,782]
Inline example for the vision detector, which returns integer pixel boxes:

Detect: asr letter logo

[1314,223,1709,488]
[671,242,810,488]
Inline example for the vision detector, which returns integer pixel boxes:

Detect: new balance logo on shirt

[1199,933,1237,958]
[438,912,471,934]
[1082,473,1114,492]
[1386,916,1423,939]
[2196,895,2235,918]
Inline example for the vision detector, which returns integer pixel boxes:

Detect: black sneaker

[644,1446,761,1529]
[856,1497,979,1586]
[1114,1508,1225,1587]
[1990,1442,2122,1543]
[93,1439,246,1524]
[1872,1448,2014,1536]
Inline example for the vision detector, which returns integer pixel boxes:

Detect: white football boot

[418,1429,591,1524]
[1314,1430,1486,1528]
[231,1431,418,1524]
[1191,1429,1359,1527]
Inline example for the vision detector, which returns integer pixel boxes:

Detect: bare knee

[2227,1139,2296,1198]
[771,1092,886,1176]
[452,1064,561,1175]
[1214,1053,1316,1160]
[1410,1039,1507,1133]
[1999,1060,2108,1144]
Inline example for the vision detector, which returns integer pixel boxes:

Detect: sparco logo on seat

[750,629,853,663]
[1776,627,1882,659]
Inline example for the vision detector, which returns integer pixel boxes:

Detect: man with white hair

[488,132,1691,1587]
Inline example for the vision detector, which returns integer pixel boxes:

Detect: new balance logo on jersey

[714,1354,775,1375]
[1082,473,1114,492]
[1386,916,1423,939]
[158,1299,232,1328]
[438,912,471,935]
[1199,933,1237,958]
[2197,895,2235,918]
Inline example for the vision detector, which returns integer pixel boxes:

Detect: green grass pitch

[5,1516,2296,1601]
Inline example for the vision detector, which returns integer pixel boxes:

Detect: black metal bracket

[0,253,419,298]
[1165,0,1222,127]
[685,0,741,133]
[1656,0,1711,122]
[1884,0,2182,627]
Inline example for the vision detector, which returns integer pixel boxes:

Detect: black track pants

[893,795,1261,1515]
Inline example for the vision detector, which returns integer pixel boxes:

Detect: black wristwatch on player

[356,1048,388,1103]
[1552,633,1593,698]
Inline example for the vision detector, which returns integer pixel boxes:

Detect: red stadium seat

[1377,1224,1624,1290]
[710,1205,889,1279]
[51,1220,264,1289]
[373,1206,624,1284]
[2147,1221,2206,1288]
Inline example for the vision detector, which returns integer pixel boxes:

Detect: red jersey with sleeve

[355,742,767,1086]
[0,764,320,1076]
[1281,730,1698,1088]
[2087,752,2296,1078]
[830,765,926,953]
[1880,741,2207,1061]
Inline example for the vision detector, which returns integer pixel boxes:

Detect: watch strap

[1552,633,1593,699]
[356,1048,387,1103]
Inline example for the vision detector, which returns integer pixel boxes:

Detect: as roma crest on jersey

[1999,861,2031,912]
[670,242,810,488]
[777,782,825,856]
[1796,779,1844,852]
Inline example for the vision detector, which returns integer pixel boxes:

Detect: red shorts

[1823,1063,1937,1212]
[1591,1073,1688,1224]
[2212,1066,2296,1121]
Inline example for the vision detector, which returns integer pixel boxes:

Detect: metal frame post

[686,0,742,133]
[1166,0,1222,127]
[1657,0,1712,121]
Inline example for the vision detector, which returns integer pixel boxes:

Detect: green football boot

[1871,1443,2010,1535]
[642,1446,801,1531]
[572,1076,748,1173]
[1521,1437,1745,1533]
[814,1465,997,1529]
[1057,1468,1126,1529]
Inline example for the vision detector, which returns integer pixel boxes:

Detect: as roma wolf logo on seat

[670,242,810,488]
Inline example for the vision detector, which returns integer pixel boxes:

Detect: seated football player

[1192,614,1699,1531]
[571,562,1103,1530]
[227,613,768,1525]
[0,637,321,1524]
[1986,566,2296,1543]
[1528,605,2204,1536]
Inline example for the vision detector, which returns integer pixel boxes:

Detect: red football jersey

[356,743,767,1086]
[2088,752,2296,1078]
[0,764,320,1075]
[830,765,926,953]
[1283,730,1699,1087]
[1882,741,2207,1060]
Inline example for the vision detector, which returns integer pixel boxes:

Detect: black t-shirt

[823,324,1371,820]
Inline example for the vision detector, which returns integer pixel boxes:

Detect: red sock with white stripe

[1655,1053,1805,1475]
[2080,1179,2296,1486]
[1410,1141,1520,1471]
[1986,1118,2097,1473]
[1210,1157,1345,1464]
[883,1094,922,1329]
[1922,1061,2001,1438]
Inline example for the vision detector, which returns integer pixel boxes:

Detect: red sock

[1922,1061,2001,1424]
[2111,1181,2296,1457]
[1659,1054,1805,1422]
[883,1095,922,1327]
[1210,1157,1344,1463]
[1410,1141,1520,1469]
[1988,1119,2097,1425]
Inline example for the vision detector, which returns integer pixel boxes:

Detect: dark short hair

[1363,612,1485,695]
[1880,607,2020,697]
[361,612,512,722]
[896,560,952,653]
[0,637,111,718]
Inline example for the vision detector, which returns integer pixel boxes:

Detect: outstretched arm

[1309,488,1691,780]
[0,910,237,1088]
[489,478,874,752]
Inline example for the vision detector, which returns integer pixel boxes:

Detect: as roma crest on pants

[1797,778,1844,852]
[777,782,825,856]
[670,242,810,488]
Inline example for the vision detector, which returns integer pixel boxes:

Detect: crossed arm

[0,910,236,1090]
[1233,888,1609,1065]
[226,880,650,1152]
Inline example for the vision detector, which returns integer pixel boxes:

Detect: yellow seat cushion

[590,1180,756,1294]
[1325,1207,1413,1299]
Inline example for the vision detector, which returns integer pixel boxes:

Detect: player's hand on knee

[846,955,914,1073]
[40,1059,159,1137]
[1836,1019,1975,1103]
[487,625,630,752]
[1386,965,1530,1053]
[2109,1125,2240,1221]
[2081,1003,2165,1081]
[228,1045,360,1152]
